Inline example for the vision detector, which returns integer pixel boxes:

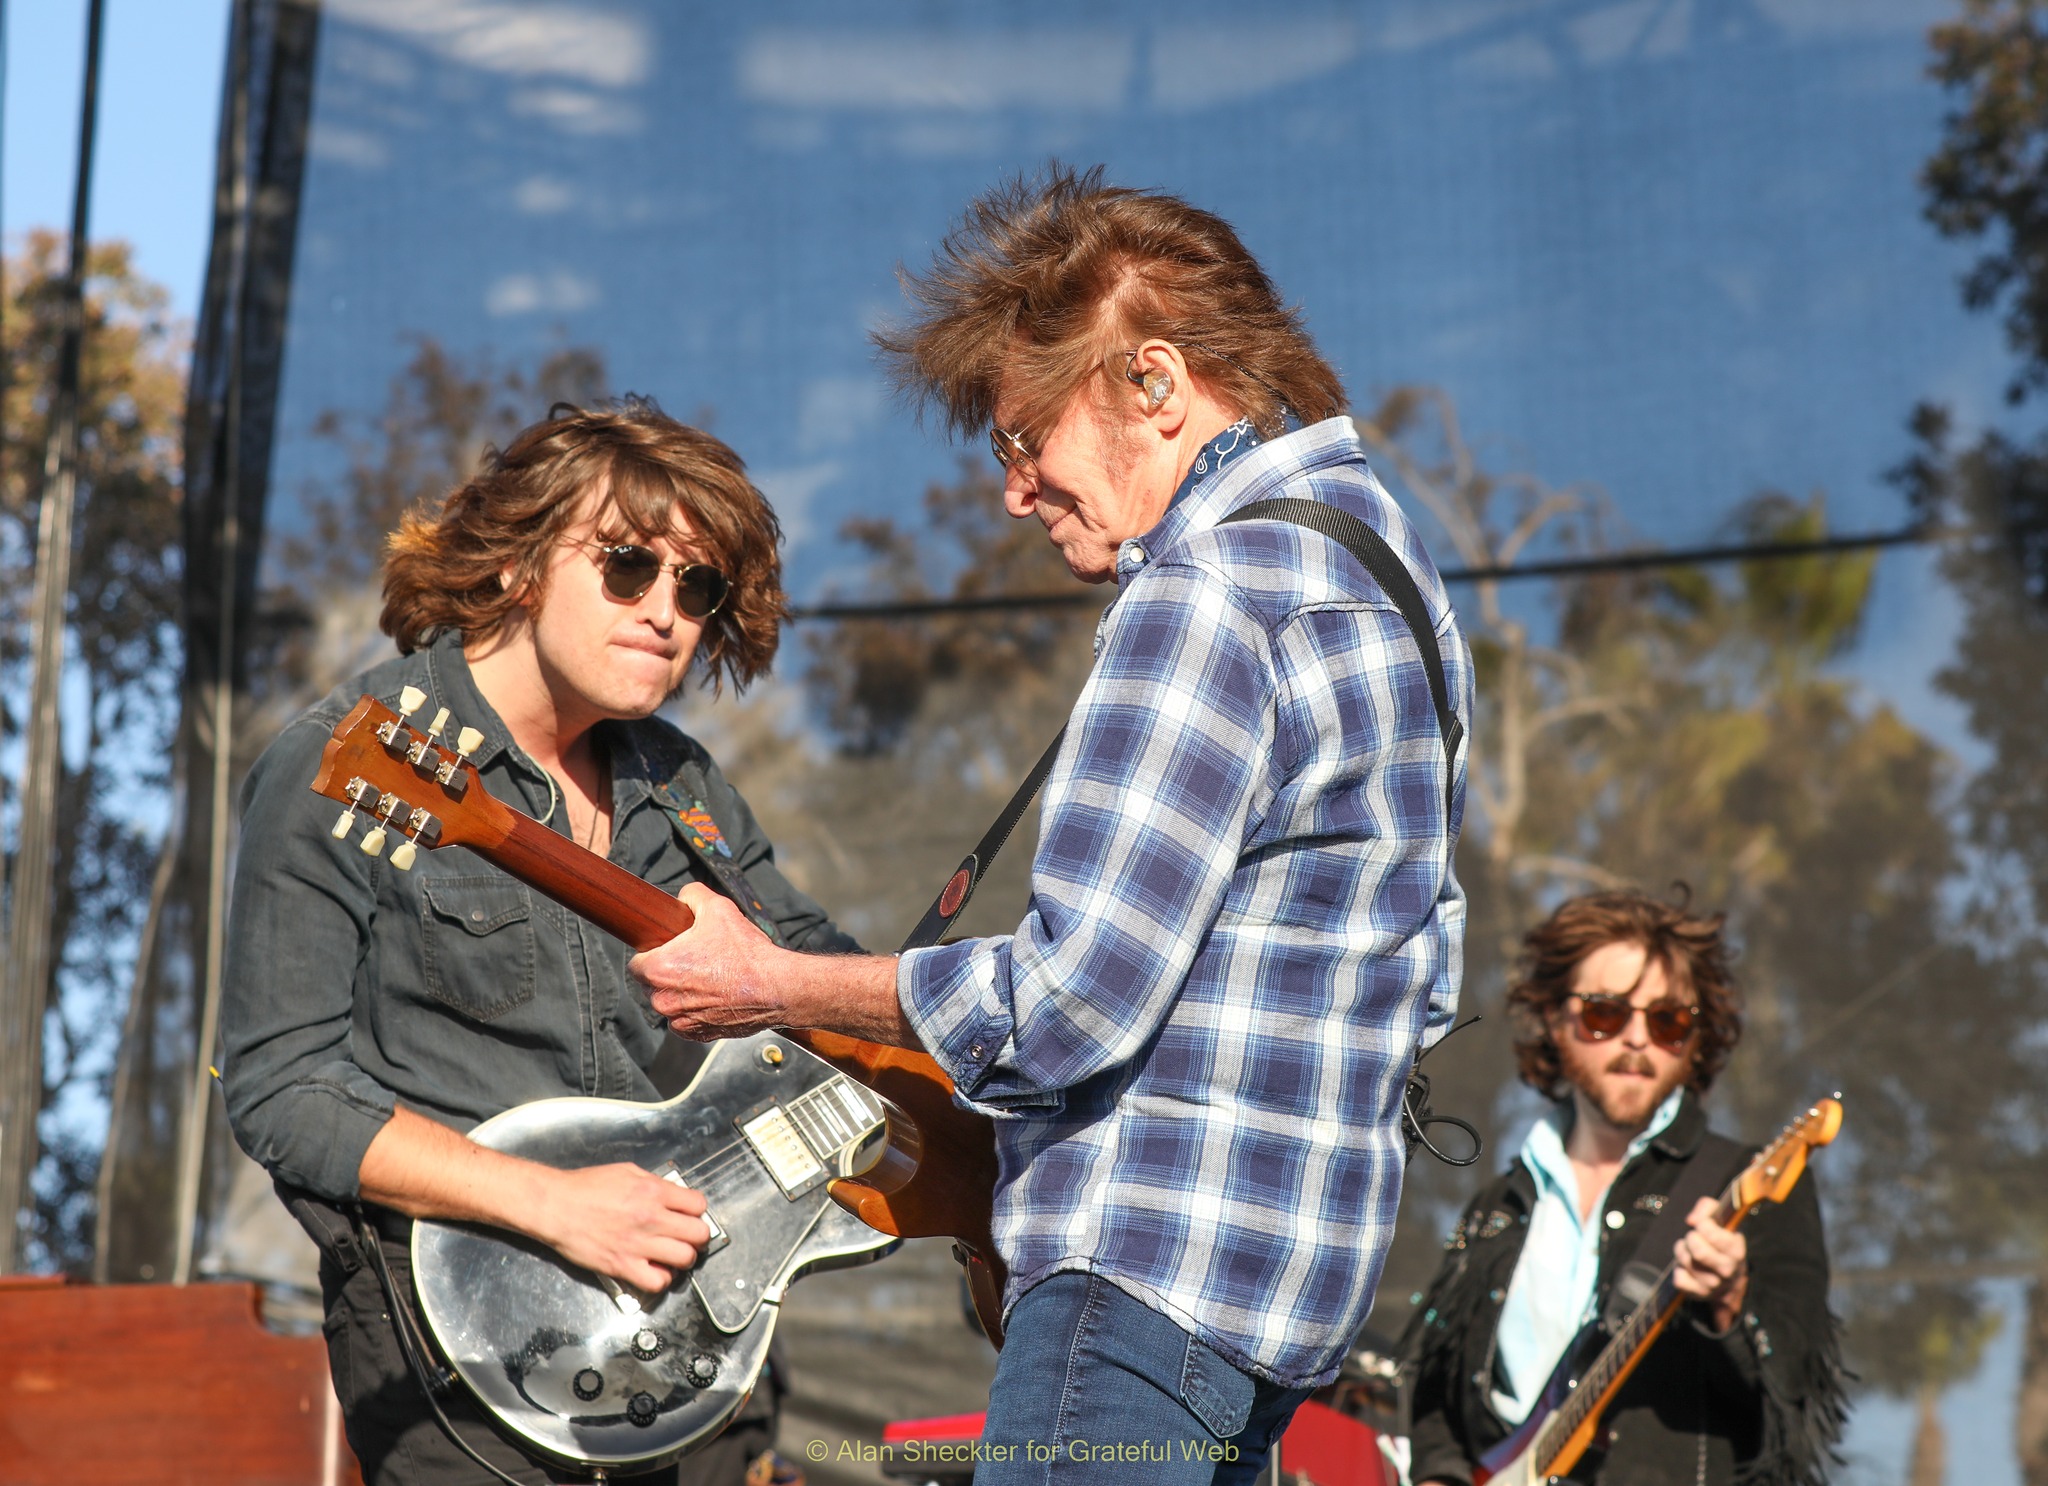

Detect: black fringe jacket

[1398,1092,1846,1486]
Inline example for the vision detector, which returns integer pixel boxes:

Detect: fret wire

[818,1085,859,1138]
[814,1098,853,1145]
[790,1101,838,1158]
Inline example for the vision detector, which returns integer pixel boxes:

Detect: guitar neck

[313,692,969,1136]
[1534,1184,1743,1462]
[454,785,900,1083]
[484,807,696,953]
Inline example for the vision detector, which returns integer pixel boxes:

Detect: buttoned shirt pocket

[419,876,537,1021]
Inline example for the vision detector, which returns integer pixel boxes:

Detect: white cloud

[323,0,653,87]
[1566,0,1685,66]
[484,270,600,317]
[308,125,388,169]
[509,86,643,136]
[512,175,575,214]
[798,378,887,454]
[737,29,1133,112]
[753,462,843,547]
[1150,20,1361,111]
[1463,33,1560,82]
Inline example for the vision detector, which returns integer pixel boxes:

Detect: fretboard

[1532,1185,1738,1463]
[788,1076,886,1164]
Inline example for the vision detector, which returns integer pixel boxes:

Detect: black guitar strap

[1598,1133,1749,1334]
[899,725,1067,952]
[1218,498,1463,815]
[904,497,1464,950]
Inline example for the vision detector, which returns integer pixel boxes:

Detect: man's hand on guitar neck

[358,1106,712,1293]
[1671,1196,1750,1335]
[629,882,921,1049]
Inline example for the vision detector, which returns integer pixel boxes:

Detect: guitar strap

[1218,498,1463,815]
[654,779,784,940]
[900,726,1068,951]
[1598,1132,1749,1334]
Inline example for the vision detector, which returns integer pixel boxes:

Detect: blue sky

[4,0,230,316]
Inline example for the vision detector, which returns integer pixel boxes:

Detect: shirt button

[1605,1210,1626,1230]
[470,909,484,923]
[969,1042,985,1059]
[1488,1288,1504,1304]
[1124,543,1146,565]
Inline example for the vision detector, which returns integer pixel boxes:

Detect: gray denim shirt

[221,631,857,1203]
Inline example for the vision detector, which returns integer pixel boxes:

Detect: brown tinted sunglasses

[1571,994,1699,1052]
[582,542,730,618]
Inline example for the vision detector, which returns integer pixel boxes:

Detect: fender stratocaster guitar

[1471,1096,1842,1485]
[308,692,1008,1468]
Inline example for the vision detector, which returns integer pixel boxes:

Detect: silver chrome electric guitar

[410,1031,898,1473]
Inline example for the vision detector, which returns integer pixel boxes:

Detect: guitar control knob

[686,1353,719,1388]
[572,1368,604,1402]
[628,1391,659,1426]
[631,1328,663,1361]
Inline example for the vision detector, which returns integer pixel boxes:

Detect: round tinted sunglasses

[581,542,730,618]
[1570,994,1699,1052]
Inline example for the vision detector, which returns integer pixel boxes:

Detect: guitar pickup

[654,1163,729,1261]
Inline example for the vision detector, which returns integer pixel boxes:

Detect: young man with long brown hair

[1402,889,1844,1486]
[221,401,848,1486]
[629,166,1472,1483]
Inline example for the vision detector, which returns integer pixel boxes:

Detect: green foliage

[254,337,609,715]
[801,462,1086,754]
[1927,0,2048,401]
[1350,390,2041,1416]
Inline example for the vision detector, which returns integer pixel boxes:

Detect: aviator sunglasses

[580,541,731,618]
[1569,993,1700,1052]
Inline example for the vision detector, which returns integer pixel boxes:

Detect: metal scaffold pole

[0,0,108,1274]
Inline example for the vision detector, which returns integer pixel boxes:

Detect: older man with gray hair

[632,165,1470,1484]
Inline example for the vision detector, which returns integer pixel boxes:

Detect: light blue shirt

[1489,1087,1685,1423]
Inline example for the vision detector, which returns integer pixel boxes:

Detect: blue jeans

[973,1273,1312,1485]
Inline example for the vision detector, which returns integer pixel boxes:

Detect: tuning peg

[389,840,418,870]
[398,685,426,719]
[456,726,483,757]
[330,777,372,839]
[359,826,388,857]
[425,706,450,741]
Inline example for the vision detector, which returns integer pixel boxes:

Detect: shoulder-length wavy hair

[1507,887,1743,1099]
[874,163,1347,450]
[381,400,787,692]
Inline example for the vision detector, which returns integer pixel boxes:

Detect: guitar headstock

[309,688,506,869]
[1731,1095,1844,1214]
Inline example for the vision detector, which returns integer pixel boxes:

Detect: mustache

[1604,1051,1657,1077]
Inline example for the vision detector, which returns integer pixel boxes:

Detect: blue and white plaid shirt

[898,415,1470,1387]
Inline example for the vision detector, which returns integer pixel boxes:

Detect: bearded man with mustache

[1399,889,1846,1486]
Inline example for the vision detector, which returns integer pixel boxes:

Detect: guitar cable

[1401,1015,1485,1168]
[353,1207,582,1486]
